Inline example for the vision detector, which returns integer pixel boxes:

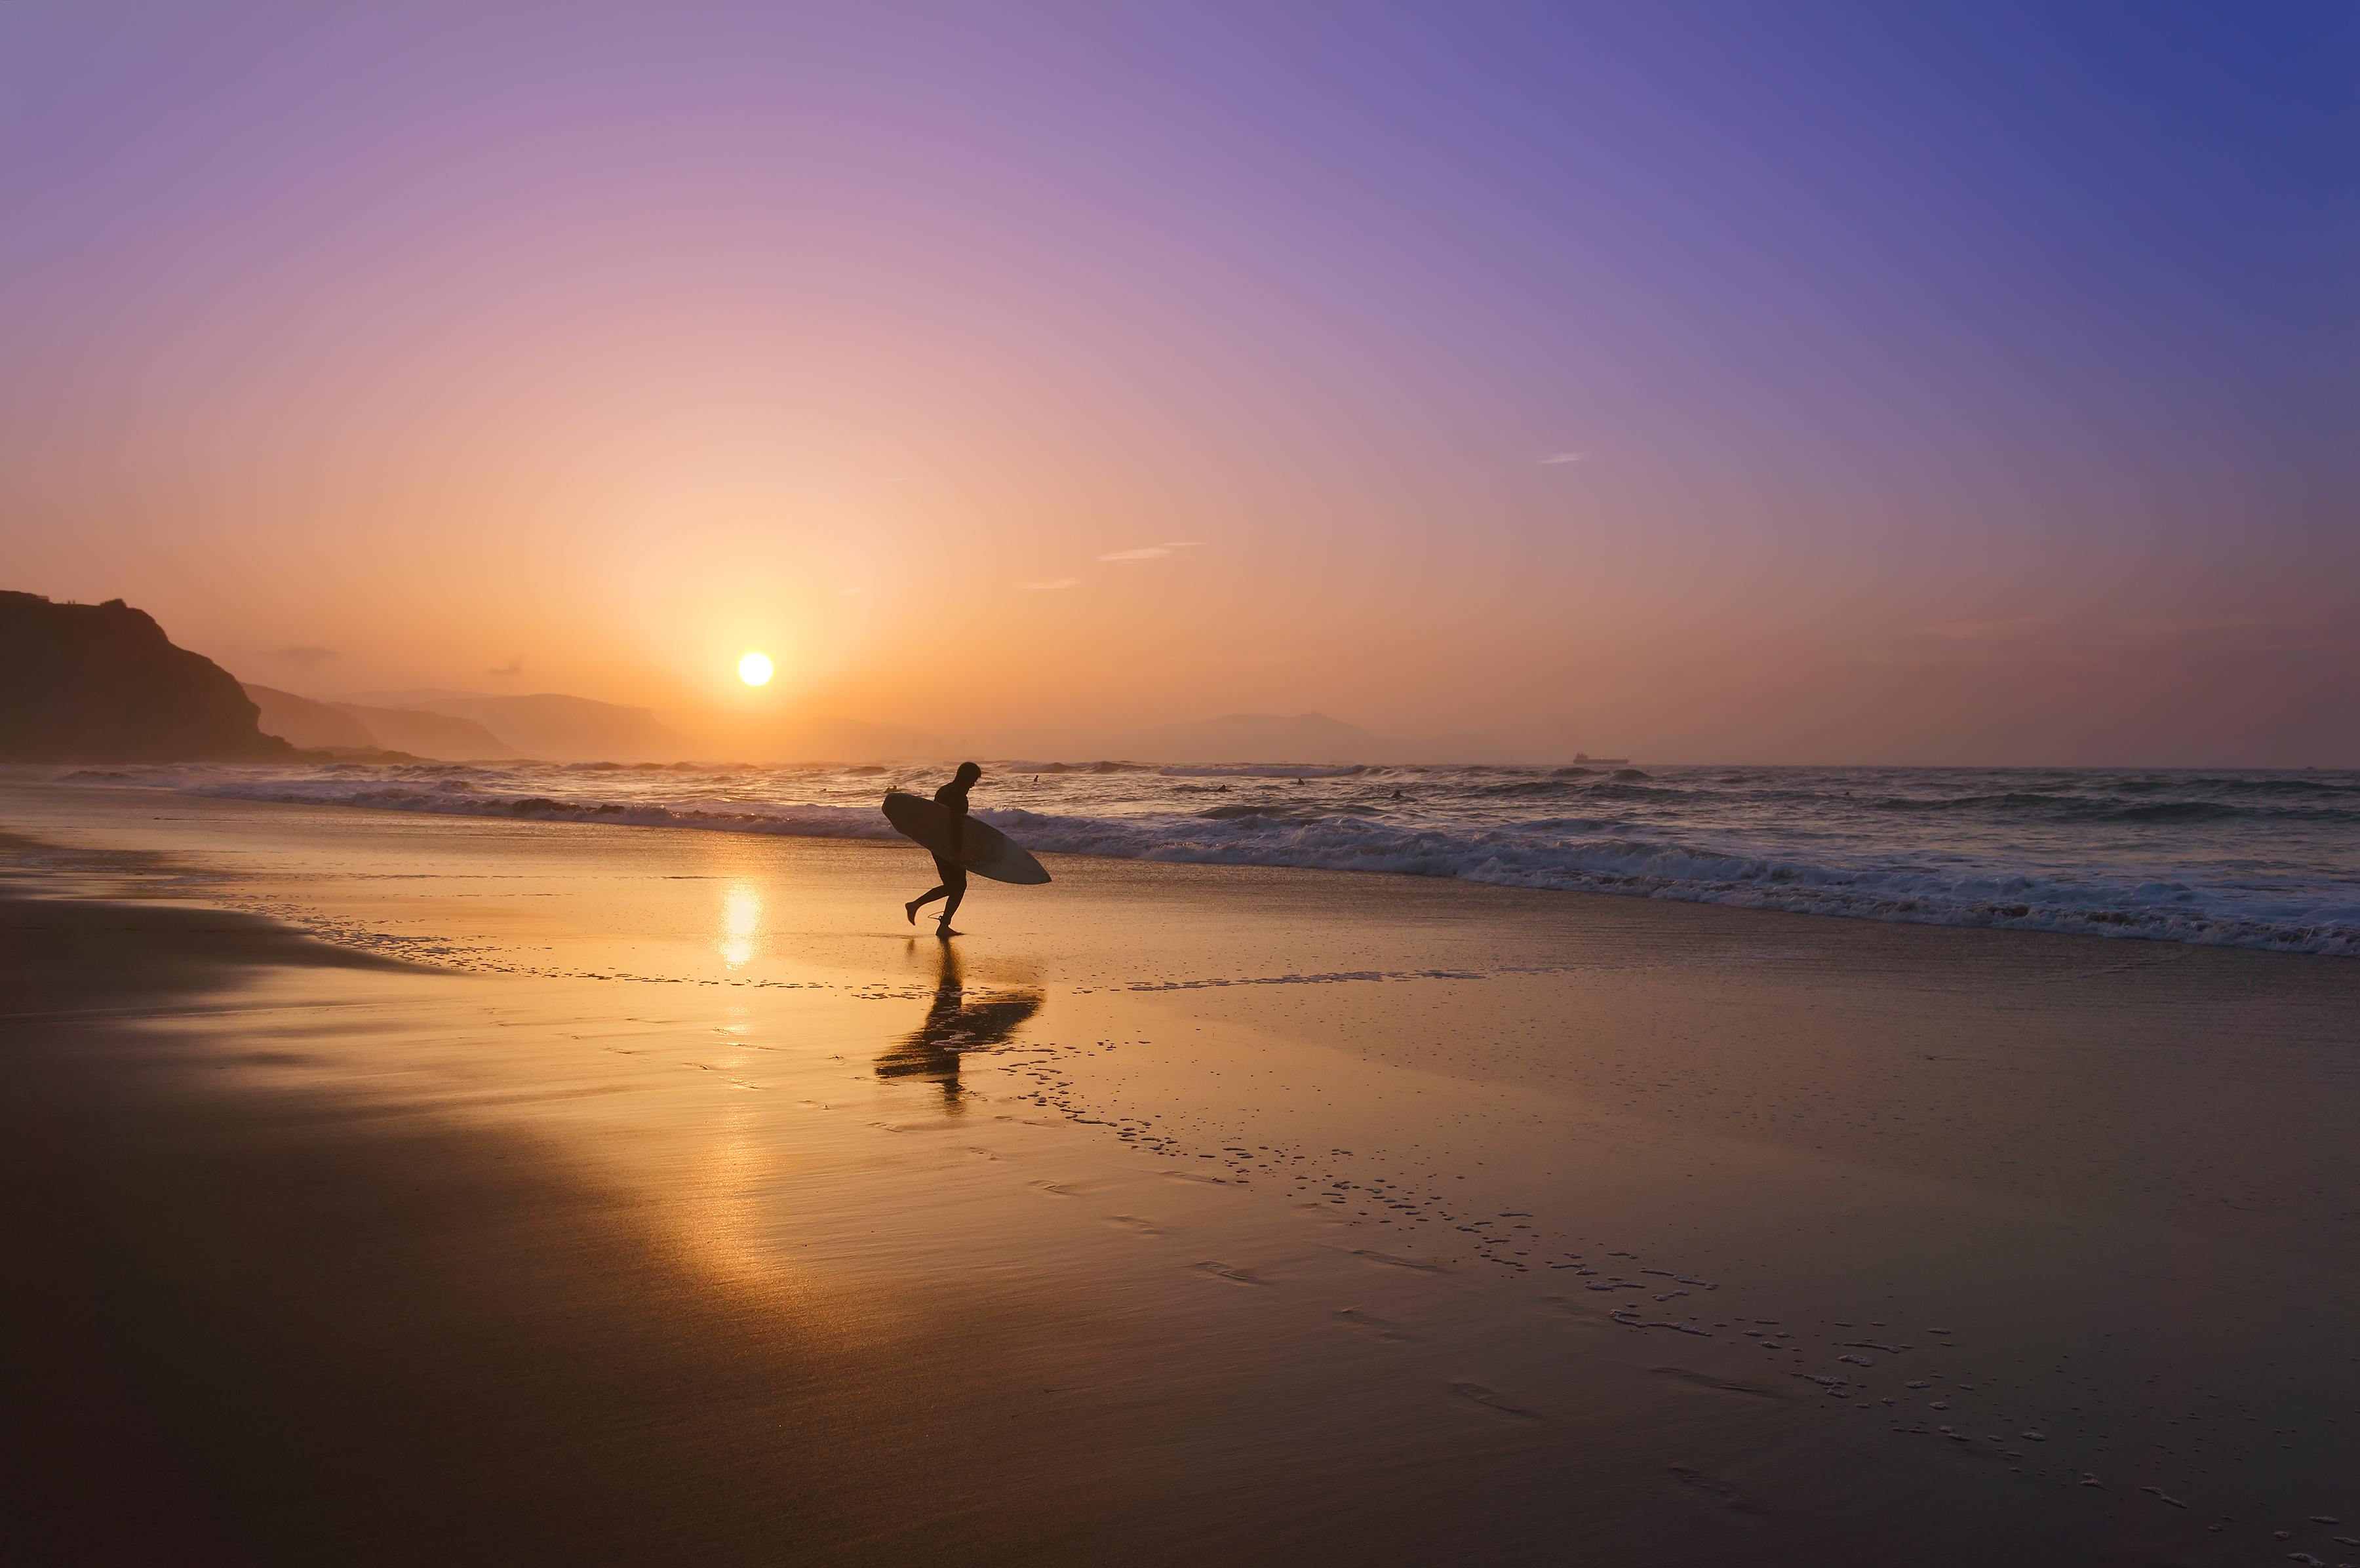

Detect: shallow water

[57,758,2360,956]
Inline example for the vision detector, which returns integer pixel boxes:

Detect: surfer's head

[954,761,981,784]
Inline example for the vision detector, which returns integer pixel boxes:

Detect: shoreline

[37,764,2359,959]
[5,781,2355,1565]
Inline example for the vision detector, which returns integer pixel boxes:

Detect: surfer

[904,762,983,933]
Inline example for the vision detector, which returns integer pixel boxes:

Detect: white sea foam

[52,760,2360,957]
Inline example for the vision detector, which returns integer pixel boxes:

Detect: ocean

[54,758,2360,957]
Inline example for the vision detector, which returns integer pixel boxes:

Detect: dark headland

[0,591,298,762]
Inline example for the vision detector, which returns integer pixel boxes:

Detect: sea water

[54,758,2360,957]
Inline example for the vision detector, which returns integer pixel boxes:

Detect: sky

[3,1,2355,764]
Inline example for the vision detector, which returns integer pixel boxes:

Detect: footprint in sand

[1539,1296,1607,1324]
[1194,1261,1264,1285]
[1351,1249,1449,1272]
[1337,1308,1410,1342]
[1666,1466,1757,1512]
[960,1146,1000,1160]
[1649,1367,1783,1400]
[1451,1382,1541,1420]
[1162,1170,1229,1185]
[1030,1181,1085,1196]
[1107,1215,1162,1235]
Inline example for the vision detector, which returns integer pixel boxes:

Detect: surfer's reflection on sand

[874,941,1043,1110]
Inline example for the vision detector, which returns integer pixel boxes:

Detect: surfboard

[881,792,1052,885]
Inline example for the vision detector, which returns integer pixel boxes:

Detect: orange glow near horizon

[1,7,2350,766]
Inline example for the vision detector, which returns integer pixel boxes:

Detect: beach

[6,779,2355,1566]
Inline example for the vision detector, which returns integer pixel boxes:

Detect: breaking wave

[51,758,2360,958]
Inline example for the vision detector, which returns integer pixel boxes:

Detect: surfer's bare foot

[904,899,922,925]
[935,920,962,936]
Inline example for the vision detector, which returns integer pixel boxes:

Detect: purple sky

[5,2,2354,762]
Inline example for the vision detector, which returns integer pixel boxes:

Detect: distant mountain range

[257,686,944,764]
[1,588,1520,768]
[346,690,691,762]
[243,687,518,758]
[250,694,1507,766]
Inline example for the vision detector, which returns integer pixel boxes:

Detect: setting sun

[737,652,773,686]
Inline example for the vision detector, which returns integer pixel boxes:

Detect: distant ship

[1572,752,1629,765]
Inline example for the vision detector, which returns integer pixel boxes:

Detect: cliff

[0,592,300,762]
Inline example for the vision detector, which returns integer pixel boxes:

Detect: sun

[737,652,774,686]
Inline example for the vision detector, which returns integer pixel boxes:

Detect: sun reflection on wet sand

[674,1107,779,1280]
[718,883,760,967]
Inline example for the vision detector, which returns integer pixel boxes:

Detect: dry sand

[4,780,2355,1566]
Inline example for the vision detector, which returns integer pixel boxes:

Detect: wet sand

[5,780,2355,1566]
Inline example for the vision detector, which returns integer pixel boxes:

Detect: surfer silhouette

[904,761,982,933]
[882,762,1047,928]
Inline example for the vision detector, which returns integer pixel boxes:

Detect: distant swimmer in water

[905,761,982,935]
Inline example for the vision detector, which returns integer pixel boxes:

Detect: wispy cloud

[1160,539,1205,548]
[486,658,522,676]
[1097,547,1169,562]
[1018,578,1080,591]
[1910,617,2051,642]
[271,644,339,668]
[1539,452,1585,465]
[2115,615,2281,641]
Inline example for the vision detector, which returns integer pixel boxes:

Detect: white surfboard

[881,793,1052,885]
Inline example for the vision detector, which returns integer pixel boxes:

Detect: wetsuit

[930,771,974,895]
